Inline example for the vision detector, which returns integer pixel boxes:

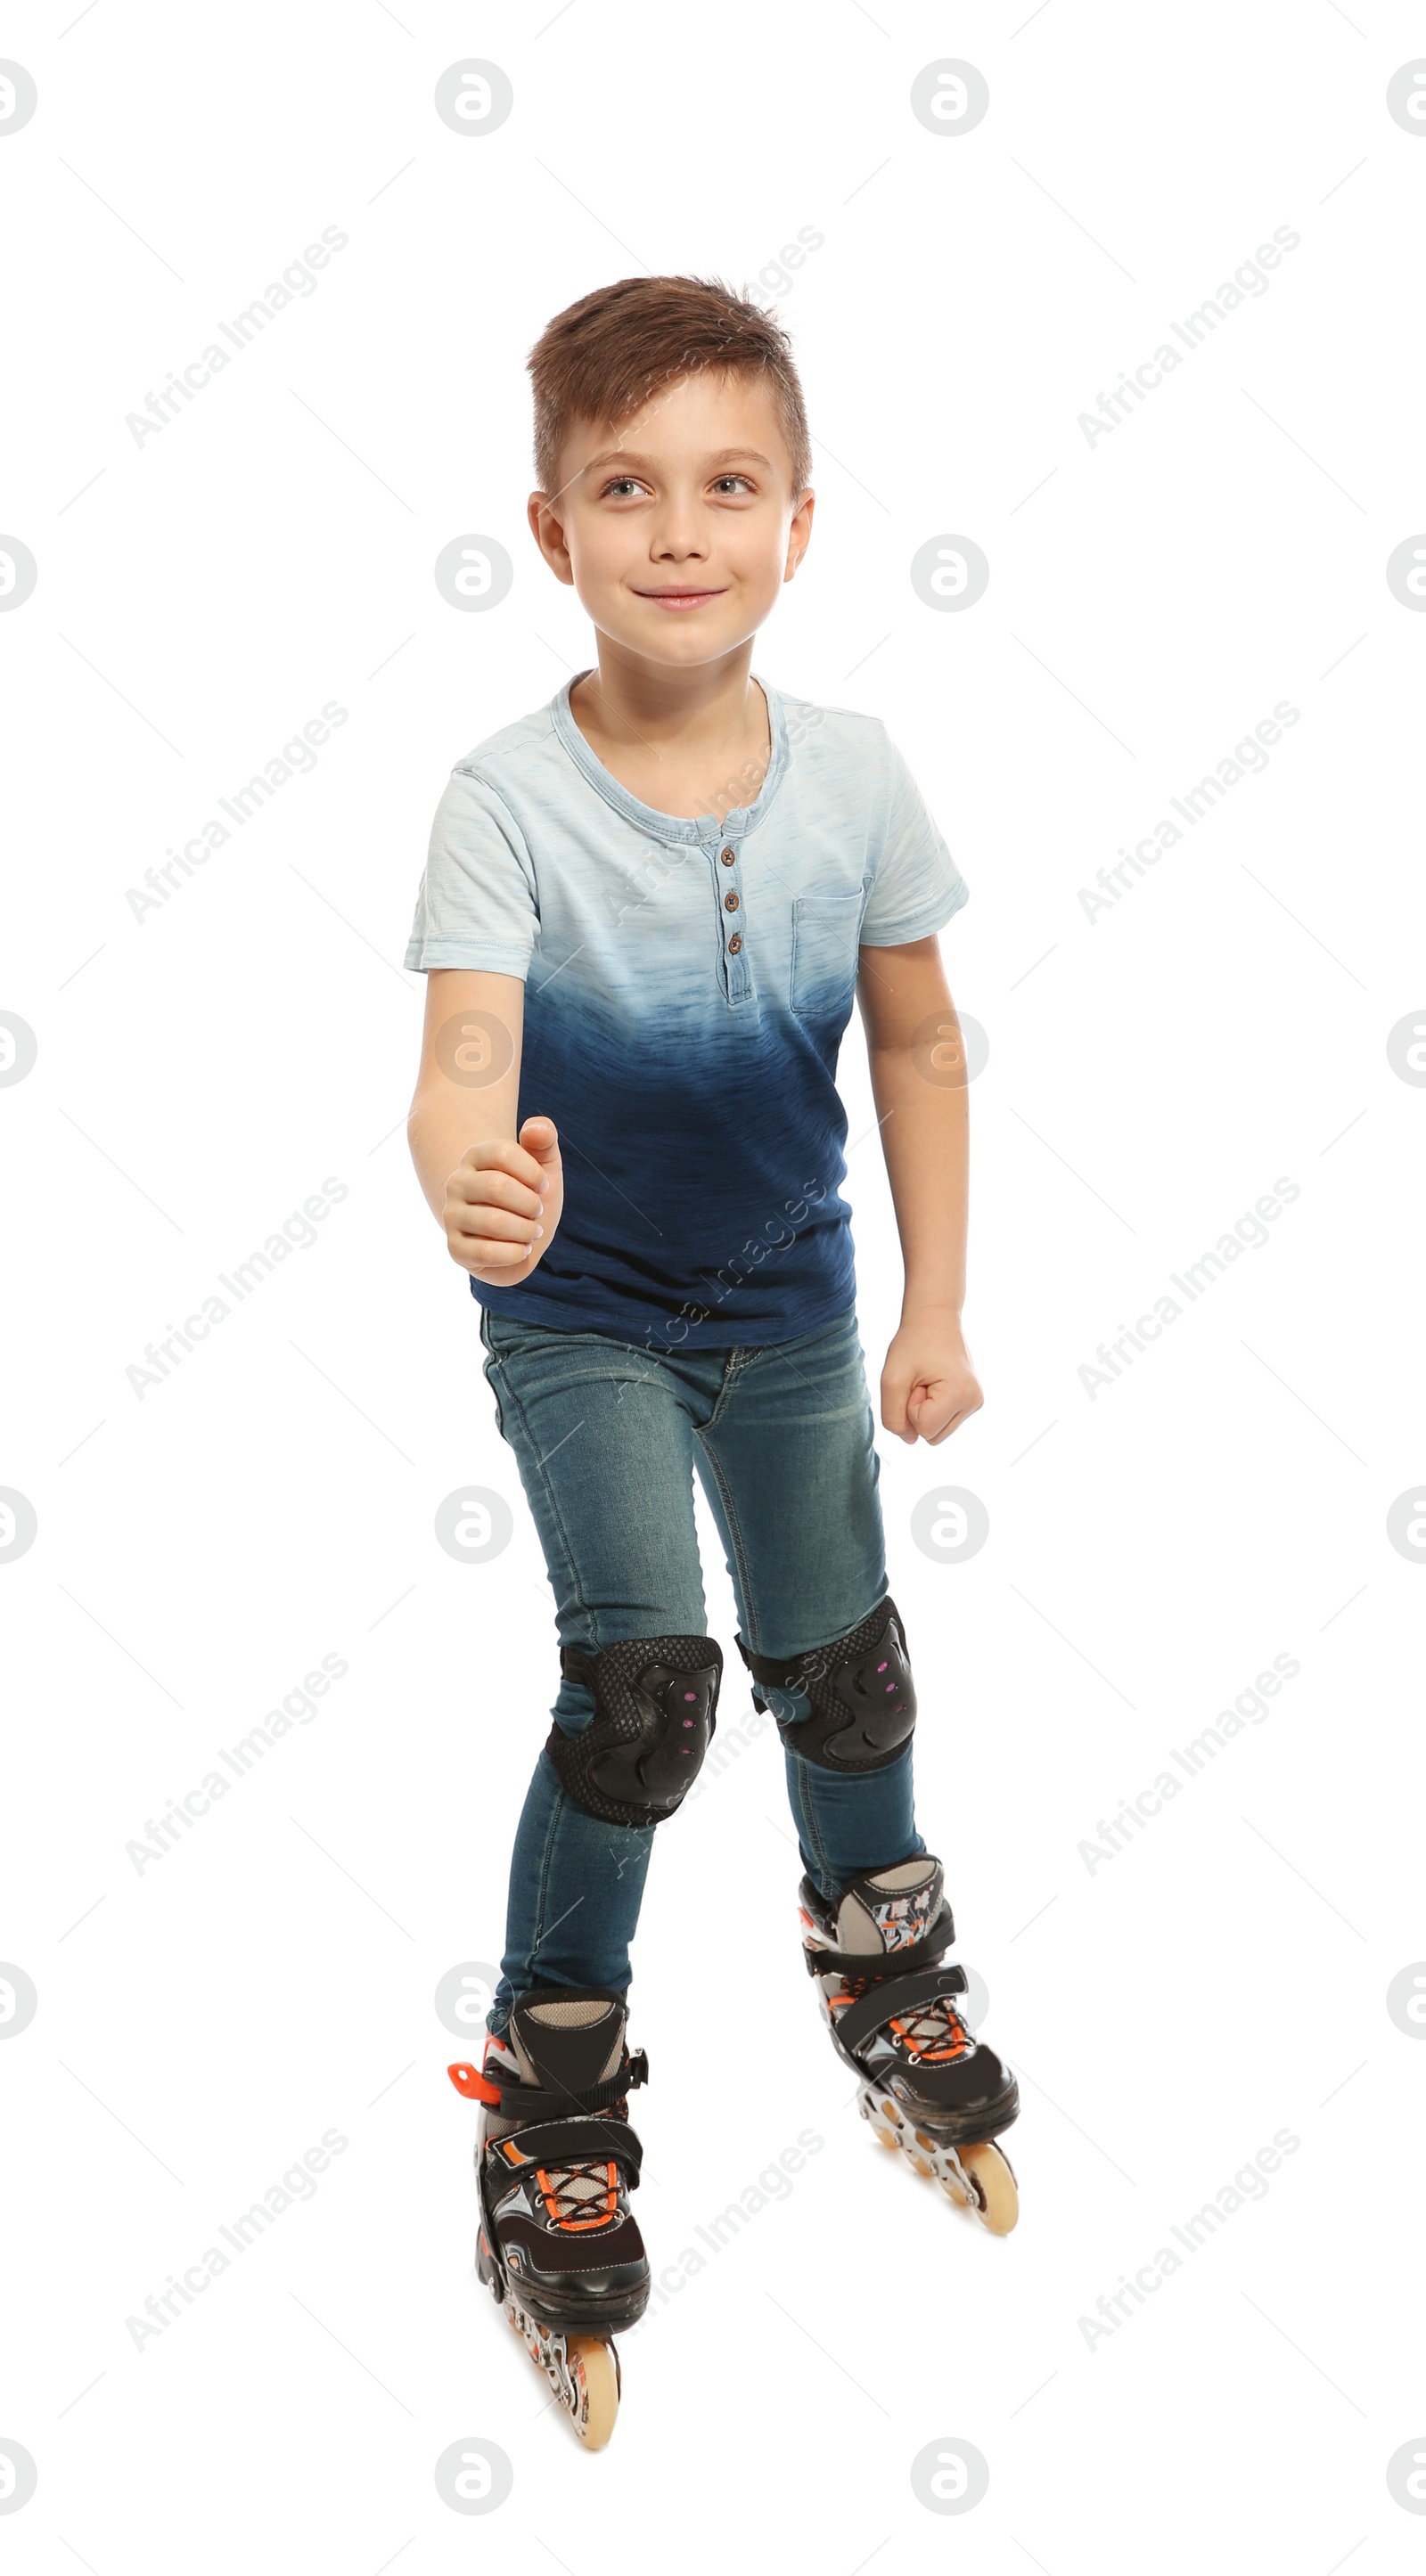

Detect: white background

[4,2,1425,2566]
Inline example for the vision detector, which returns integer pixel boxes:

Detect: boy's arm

[855,933,983,1446]
[407,968,563,1284]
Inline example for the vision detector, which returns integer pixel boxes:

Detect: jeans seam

[703,1345,752,1432]
[493,1359,599,1662]
[478,1311,505,1439]
[693,1426,761,1649]
[526,1751,566,1986]
[787,1746,834,1886]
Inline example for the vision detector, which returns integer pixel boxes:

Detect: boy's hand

[444,1116,563,1284]
[881,1313,983,1446]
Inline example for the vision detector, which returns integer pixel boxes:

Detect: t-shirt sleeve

[857,730,969,947]
[403,765,539,977]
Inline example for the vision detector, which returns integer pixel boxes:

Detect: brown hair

[528,274,812,499]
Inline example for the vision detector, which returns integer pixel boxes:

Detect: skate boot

[447,1984,650,2447]
[800,1854,1020,2235]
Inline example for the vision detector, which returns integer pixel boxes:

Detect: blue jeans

[479,1303,925,2030]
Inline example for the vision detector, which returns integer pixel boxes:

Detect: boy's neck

[568,641,772,822]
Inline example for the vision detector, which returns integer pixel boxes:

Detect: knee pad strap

[736,1595,915,1773]
[547,1634,723,1827]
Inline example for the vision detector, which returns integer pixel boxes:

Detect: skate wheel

[567,2335,619,2449]
[943,2140,1019,2236]
[906,2147,934,2178]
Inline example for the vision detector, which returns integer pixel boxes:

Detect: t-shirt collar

[550,671,791,846]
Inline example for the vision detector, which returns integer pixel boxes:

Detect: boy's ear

[528,490,575,585]
[783,487,815,583]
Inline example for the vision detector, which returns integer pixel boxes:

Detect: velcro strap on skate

[832,1964,970,2057]
[479,2049,648,2122]
[802,1904,956,1985]
[488,2116,643,2184]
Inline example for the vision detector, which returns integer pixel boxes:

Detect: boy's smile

[629,584,731,609]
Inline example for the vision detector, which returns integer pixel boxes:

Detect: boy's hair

[528,275,812,500]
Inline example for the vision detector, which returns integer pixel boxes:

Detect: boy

[405,276,1018,2448]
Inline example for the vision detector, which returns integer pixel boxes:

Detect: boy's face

[529,371,814,670]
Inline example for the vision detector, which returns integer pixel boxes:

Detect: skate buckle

[448,2061,502,2106]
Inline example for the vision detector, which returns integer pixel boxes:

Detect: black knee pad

[547,1634,723,1827]
[735,1595,915,1773]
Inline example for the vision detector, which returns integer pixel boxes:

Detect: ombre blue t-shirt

[404,675,968,1352]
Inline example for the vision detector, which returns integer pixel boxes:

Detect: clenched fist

[444,1116,564,1285]
[881,1313,984,1445]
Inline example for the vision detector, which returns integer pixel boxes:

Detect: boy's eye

[710,475,755,495]
[601,477,646,499]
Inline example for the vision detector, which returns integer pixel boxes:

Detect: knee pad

[735,1595,915,1773]
[546,1634,723,1827]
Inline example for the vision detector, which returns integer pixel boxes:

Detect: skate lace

[831,1976,971,2066]
[536,2101,629,2234]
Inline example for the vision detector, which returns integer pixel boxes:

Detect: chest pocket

[790,891,864,1021]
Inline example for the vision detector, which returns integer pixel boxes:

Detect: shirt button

[723,889,740,912]
[727,932,742,953]
[720,847,736,865]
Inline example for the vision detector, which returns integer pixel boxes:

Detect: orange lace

[536,2160,620,2231]
[830,1978,970,2065]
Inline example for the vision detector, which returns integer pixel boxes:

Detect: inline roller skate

[800,1854,1020,2234]
[448,1984,649,2446]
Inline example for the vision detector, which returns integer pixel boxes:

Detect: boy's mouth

[631,585,729,610]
